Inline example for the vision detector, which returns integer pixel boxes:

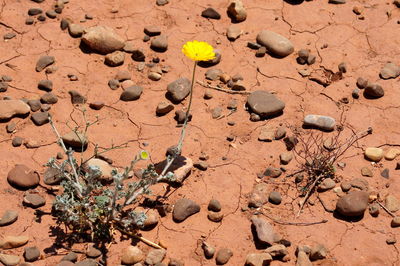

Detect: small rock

[84,158,114,182]
[43,167,63,185]
[307,54,316,65]
[249,183,269,208]
[265,244,288,258]
[46,10,57,19]
[0,235,29,249]
[120,85,143,101]
[28,8,42,16]
[296,251,313,266]
[145,249,166,265]
[68,23,84,38]
[68,90,86,104]
[115,70,131,81]
[108,79,120,90]
[167,78,191,103]
[227,24,242,41]
[310,244,327,261]
[27,99,42,112]
[247,90,285,118]
[205,69,223,81]
[380,62,400,79]
[193,161,208,171]
[208,211,223,222]
[62,131,88,149]
[0,254,20,266]
[356,77,368,89]
[156,101,174,116]
[174,110,192,124]
[386,237,396,245]
[245,253,272,266]
[227,0,247,22]
[40,92,58,104]
[211,106,223,119]
[6,122,16,133]
[361,166,373,177]
[201,8,221,19]
[329,0,346,3]
[264,167,282,178]
[7,164,39,189]
[75,259,98,266]
[131,49,146,62]
[121,246,144,265]
[318,178,336,191]
[391,216,400,227]
[352,88,360,99]
[12,136,24,147]
[0,210,18,226]
[251,216,281,245]
[25,18,34,25]
[24,246,40,262]
[279,152,293,165]
[151,35,168,52]
[215,248,233,265]
[82,26,125,54]
[269,191,282,205]
[350,177,369,191]
[31,111,49,126]
[364,83,384,98]
[385,195,400,212]
[38,80,53,92]
[256,30,294,57]
[381,168,390,179]
[61,252,78,262]
[105,51,125,66]
[385,148,400,160]
[36,55,55,72]
[156,0,169,6]
[89,102,104,110]
[369,203,380,217]
[0,82,8,92]
[3,32,16,40]
[335,191,369,217]
[338,62,347,73]
[86,245,101,258]
[23,193,45,208]
[144,25,161,36]
[208,199,221,212]
[148,71,162,81]
[255,47,266,57]
[364,147,384,162]
[202,242,215,259]
[173,198,200,222]
[303,115,335,131]
[231,80,247,91]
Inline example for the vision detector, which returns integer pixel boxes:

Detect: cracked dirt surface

[0,0,400,265]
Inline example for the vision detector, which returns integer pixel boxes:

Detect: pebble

[173,198,200,222]
[167,78,191,103]
[247,90,285,118]
[269,191,282,205]
[28,8,43,16]
[156,0,169,6]
[303,115,336,131]
[41,104,51,111]
[256,30,294,57]
[75,259,98,266]
[68,90,86,104]
[62,131,88,149]
[335,191,369,217]
[144,25,161,36]
[381,168,390,179]
[338,62,347,73]
[12,136,24,147]
[245,253,272,266]
[318,178,336,191]
[0,82,8,92]
[150,35,168,52]
[380,62,400,79]
[202,7,221,20]
[227,0,247,22]
[356,77,368,89]
[131,49,146,61]
[296,250,313,266]
[36,55,55,72]
[23,193,46,208]
[385,195,400,212]
[86,245,101,258]
[352,88,360,99]
[364,83,384,98]
[211,106,222,119]
[68,23,84,38]
[7,164,39,189]
[251,216,281,245]
[24,246,40,262]
[89,101,104,110]
[264,167,282,178]
[60,18,71,30]
[82,26,125,54]
[145,249,166,265]
[350,177,369,191]
[115,70,131,81]
[208,199,221,212]
[208,211,223,222]
[25,18,34,25]
[0,235,29,249]
[200,50,221,67]
[386,237,397,245]
[227,24,242,41]
[108,79,120,90]
[202,242,215,259]
[61,252,78,262]
[297,49,309,64]
[193,161,208,171]
[368,203,379,217]
[27,99,42,112]
[204,90,213,99]
[255,46,266,57]
[40,92,58,104]
[361,166,374,177]
[46,10,57,19]
[121,246,144,265]
[31,111,49,126]
[38,80,53,91]
[105,51,125,66]
[391,216,400,227]
[120,85,143,101]
[156,101,174,116]
[265,244,288,257]
[3,32,16,40]
[249,183,269,207]
[174,110,192,124]
[84,158,114,181]
[0,210,18,226]
[280,152,293,165]
[148,71,162,81]
[310,244,327,260]
[307,54,316,65]
[43,167,63,185]
[6,122,16,133]
[0,254,20,266]
[364,147,384,162]
[215,248,233,265]
[57,261,75,266]
[205,69,223,81]
[385,148,400,160]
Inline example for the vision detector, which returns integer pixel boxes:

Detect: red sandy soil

[0,0,400,265]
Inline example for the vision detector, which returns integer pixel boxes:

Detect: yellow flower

[182,40,216,61]
[139,150,149,160]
